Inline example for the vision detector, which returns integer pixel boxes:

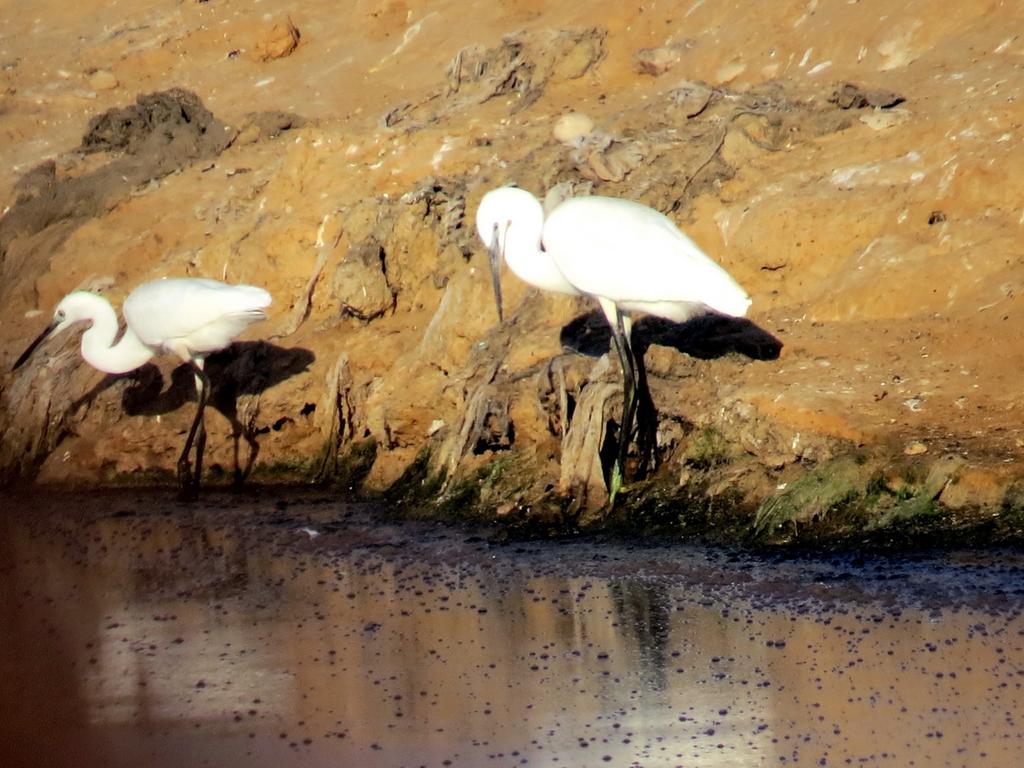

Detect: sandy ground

[3,1,1024,532]
[3,489,1024,767]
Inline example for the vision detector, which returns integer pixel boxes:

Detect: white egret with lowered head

[476,186,751,504]
[13,277,272,499]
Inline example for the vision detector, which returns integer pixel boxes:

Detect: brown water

[2,491,1023,768]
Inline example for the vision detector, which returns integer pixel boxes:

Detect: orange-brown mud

[3,3,1024,533]
[2,490,1024,767]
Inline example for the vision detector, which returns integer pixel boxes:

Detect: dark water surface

[2,490,1023,767]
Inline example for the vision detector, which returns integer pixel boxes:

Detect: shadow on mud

[558,309,782,484]
[66,341,314,482]
[127,341,315,480]
[559,308,783,361]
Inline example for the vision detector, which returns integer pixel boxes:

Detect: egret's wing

[545,197,750,318]
[124,278,272,347]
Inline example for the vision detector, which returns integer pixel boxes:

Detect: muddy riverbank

[2,489,1023,767]
[3,1,1024,538]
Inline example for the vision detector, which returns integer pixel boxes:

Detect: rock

[571,135,645,183]
[553,112,594,147]
[495,501,517,517]
[939,464,1010,510]
[253,16,301,62]
[234,124,261,146]
[721,123,769,166]
[633,44,688,76]
[548,28,607,80]
[829,82,905,109]
[79,88,235,157]
[715,61,747,84]
[87,69,118,91]
[859,109,911,131]
[234,110,306,145]
[868,455,966,531]
[904,441,928,455]
[333,238,395,321]
[667,80,714,118]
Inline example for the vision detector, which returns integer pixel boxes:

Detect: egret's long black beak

[12,319,58,371]
[488,223,504,323]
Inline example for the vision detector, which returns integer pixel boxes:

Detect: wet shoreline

[2,489,1023,767]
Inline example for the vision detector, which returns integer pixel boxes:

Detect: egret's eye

[55,310,65,320]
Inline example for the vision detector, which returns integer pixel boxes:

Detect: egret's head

[12,292,92,371]
[476,186,543,323]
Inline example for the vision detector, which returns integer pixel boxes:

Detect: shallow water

[2,491,1023,768]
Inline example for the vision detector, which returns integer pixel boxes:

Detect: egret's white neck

[67,292,155,374]
[503,213,545,278]
[501,194,580,295]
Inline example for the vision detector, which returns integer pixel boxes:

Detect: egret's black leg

[193,409,207,493]
[229,415,259,488]
[608,307,638,507]
[633,345,657,478]
[177,362,211,501]
[617,311,639,477]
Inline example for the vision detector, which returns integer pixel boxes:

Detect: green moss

[1000,478,1024,516]
[996,493,1024,540]
[382,448,536,522]
[366,443,1024,547]
[252,455,317,481]
[477,453,531,501]
[866,493,941,531]
[739,452,1023,547]
[754,457,870,541]
[591,467,752,541]
[684,427,731,470]
[435,453,531,521]
[434,475,482,520]
[111,467,177,487]
[316,437,377,489]
[384,446,445,505]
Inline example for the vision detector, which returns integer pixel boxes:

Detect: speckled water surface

[2,489,1023,768]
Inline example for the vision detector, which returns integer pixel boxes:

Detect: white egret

[12,277,272,499]
[476,186,751,504]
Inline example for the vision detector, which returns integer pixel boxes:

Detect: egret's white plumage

[475,186,750,322]
[124,278,272,362]
[544,195,752,322]
[13,277,272,498]
[476,185,751,503]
